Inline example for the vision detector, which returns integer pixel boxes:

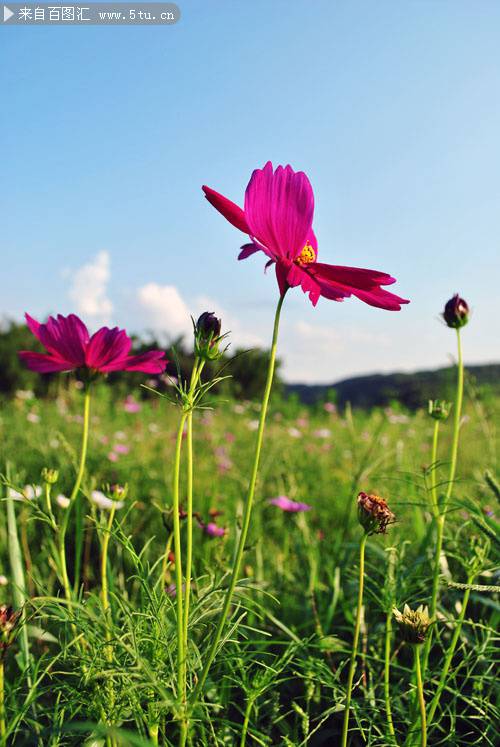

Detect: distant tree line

[0,318,283,401]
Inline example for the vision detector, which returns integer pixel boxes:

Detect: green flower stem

[101,503,117,661]
[192,292,286,705]
[341,532,368,747]
[430,420,440,517]
[240,696,255,747]
[414,647,426,747]
[426,583,471,725]
[183,359,205,651]
[0,660,5,742]
[172,409,189,745]
[59,384,91,604]
[423,329,463,676]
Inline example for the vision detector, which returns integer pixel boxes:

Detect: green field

[0,367,498,746]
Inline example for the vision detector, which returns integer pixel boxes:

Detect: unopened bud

[194,311,223,360]
[393,604,432,644]
[428,399,451,421]
[443,294,469,329]
[41,468,59,485]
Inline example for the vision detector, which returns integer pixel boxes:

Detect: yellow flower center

[296,241,316,267]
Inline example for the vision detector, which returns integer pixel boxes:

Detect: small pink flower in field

[108,451,119,462]
[203,162,409,309]
[224,431,235,443]
[287,427,302,438]
[124,396,141,413]
[114,444,130,455]
[26,412,40,423]
[233,403,245,414]
[19,313,167,375]
[203,522,227,538]
[324,402,336,414]
[296,417,309,428]
[247,419,259,431]
[269,496,312,513]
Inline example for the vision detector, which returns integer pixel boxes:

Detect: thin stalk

[183,359,204,651]
[101,503,117,661]
[429,420,440,517]
[384,548,398,745]
[58,384,91,603]
[422,329,463,675]
[172,411,188,744]
[426,584,471,724]
[0,660,5,742]
[414,647,426,747]
[341,532,368,747]
[240,696,255,747]
[192,293,286,704]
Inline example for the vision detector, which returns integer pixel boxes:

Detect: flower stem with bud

[192,293,286,704]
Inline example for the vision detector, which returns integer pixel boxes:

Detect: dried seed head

[357,492,395,535]
[442,294,469,329]
[0,605,21,656]
[393,604,432,644]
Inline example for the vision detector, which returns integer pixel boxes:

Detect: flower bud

[428,399,451,421]
[357,491,395,535]
[194,312,223,360]
[0,605,21,657]
[443,294,469,329]
[41,467,59,485]
[393,604,432,644]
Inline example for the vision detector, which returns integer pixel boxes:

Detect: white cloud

[136,283,193,339]
[67,251,113,322]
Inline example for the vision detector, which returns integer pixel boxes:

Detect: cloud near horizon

[67,250,113,323]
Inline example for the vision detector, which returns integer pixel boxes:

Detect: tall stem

[426,583,471,724]
[423,329,463,676]
[429,420,440,517]
[101,503,117,661]
[59,384,91,604]
[384,549,398,746]
[414,647,426,747]
[183,360,204,651]
[172,410,188,744]
[341,532,368,747]
[192,293,286,704]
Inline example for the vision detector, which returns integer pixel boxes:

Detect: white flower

[287,427,302,438]
[7,487,25,501]
[313,428,331,439]
[247,419,259,431]
[27,412,40,423]
[56,494,70,509]
[0,575,8,586]
[24,485,42,500]
[16,390,34,400]
[114,430,127,441]
[90,490,124,511]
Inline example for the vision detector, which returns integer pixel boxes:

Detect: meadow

[0,352,498,746]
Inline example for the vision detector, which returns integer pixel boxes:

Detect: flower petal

[85,327,131,370]
[33,314,88,366]
[238,242,261,260]
[202,186,250,234]
[18,351,74,373]
[106,350,168,374]
[307,263,410,310]
[244,162,314,261]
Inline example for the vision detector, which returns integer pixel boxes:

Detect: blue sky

[1,0,499,382]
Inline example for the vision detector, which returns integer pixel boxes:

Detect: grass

[0,375,498,746]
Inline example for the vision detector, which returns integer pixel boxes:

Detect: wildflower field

[0,164,498,746]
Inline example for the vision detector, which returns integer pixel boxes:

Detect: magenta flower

[203,162,409,309]
[19,313,167,375]
[123,395,142,413]
[269,495,312,513]
[203,522,227,538]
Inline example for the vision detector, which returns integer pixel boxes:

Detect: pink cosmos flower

[114,443,130,455]
[203,162,409,309]
[19,313,167,375]
[269,495,312,513]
